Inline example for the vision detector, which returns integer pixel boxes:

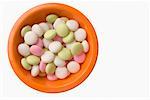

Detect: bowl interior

[8,3,98,92]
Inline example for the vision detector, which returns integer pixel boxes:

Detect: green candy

[46,14,58,23]
[44,29,56,40]
[21,58,31,70]
[63,32,74,43]
[46,63,56,74]
[21,25,31,37]
[71,42,83,55]
[56,23,69,37]
[26,55,40,65]
[58,48,72,60]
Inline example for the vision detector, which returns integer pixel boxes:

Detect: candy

[39,22,49,32]
[66,20,79,31]
[74,28,86,42]
[71,42,83,56]
[21,58,31,70]
[39,61,46,73]
[53,35,63,43]
[26,55,40,65]
[74,53,86,63]
[41,51,55,63]
[55,67,70,79]
[45,63,56,74]
[65,41,76,49]
[60,17,68,22]
[43,38,52,49]
[49,41,62,53]
[30,45,44,56]
[21,25,31,37]
[82,40,89,53]
[32,24,44,37]
[54,56,66,67]
[31,65,40,77]
[44,29,57,40]
[58,48,72,60]
[67,61,80,73]
[46,14,58,23]
[55,23,69,37]
[47,22,53,29]
[53,18,65,29]
[24,31,38,45]
[18,43,30,57]
[63,32,74,43]
[47,74,58,80]
[35,38,43,48]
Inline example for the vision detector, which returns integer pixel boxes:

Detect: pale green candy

[21,25,31,37]
[46,14,58,23]
[45,63,56,74]
[21,58,31,70]
[44,29,56,40]
[26,55,40,65]
[58,48,72,60]
[56,23,69,37]
[63,32,74,43]
[71,42,83,55]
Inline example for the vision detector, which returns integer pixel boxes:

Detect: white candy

[49,41,62,53]
[24,31,38,45]
[66,20,79,31]
[41,51,55,63]
[55,67,70,79]
[82,40,89,53]
[66,41,76,49]
[39,22,49,32]
[53,18,65,29]
[32,24,44,37]
[18,43,30,57]
[60,17,68,22]
[74,28,86,42]
[42,38,53,48]
[31,65,40,77]
[54,56,66,67]
[67,61,80,73]
[46,22,53,29]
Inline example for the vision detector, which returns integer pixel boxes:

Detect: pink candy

[30,45,44,56]
[35,38,43,48]
[47,74,58,81]
[53,35,63,43]
[73,53,86,63]
[39,61,46,72]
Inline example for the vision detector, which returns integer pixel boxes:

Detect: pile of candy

[18,14,89,80]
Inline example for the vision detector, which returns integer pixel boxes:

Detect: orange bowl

[8,3,98,93]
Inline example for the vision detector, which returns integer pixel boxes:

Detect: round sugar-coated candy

[63,32,74,43]
[41,51,55,63]
[53,18,65,29]
[44,29,57,40]
[47,74,58,81]
[21,58,31,70]
[39,61,46,72]
[82,40,89,53]
[55,67,70,79]
[74,53,86,63]
[31,65,40,77]
[74,28,86,42]
[60,17,68,22]
[39,22,49,32]
[18,43,30,57]
[67,61,80,73]
[39,72,46,77]
[21,25,31,37]
[24,31,38,45]
[66,20,79,31]
[49,41,62,53]
[56,23,69,37]
[47,22,53,29]
[45,63,56,74]
[46,14,58,23]
[26,55,40,65]
[35,38,43,48]
[42,38,52,48]
[30,45,44,56]
[65,41,76,49]
[58,48,72,60]
[71,42,83,56]
[54,56,66,67]
[53,35,63,43]
[32,24,44,37]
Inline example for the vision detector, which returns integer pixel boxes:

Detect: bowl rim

[8,3,99,93]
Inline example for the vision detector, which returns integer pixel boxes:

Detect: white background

[0,0,150,100]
